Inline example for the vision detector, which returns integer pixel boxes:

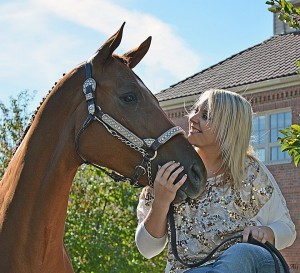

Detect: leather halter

[75,60,185,188]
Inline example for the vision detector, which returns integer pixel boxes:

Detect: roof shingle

[156,32,300,102]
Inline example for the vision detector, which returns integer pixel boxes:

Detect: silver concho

[83,78,96,94]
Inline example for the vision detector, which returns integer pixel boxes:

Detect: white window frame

[252,108,292,165]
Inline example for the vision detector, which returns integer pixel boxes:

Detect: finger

[167,166,185,185]
[261,232,268,244]
[252,228,265,242]
[161,162,181,179]
[257,228,265,242]
[157,161,176,177]
[173,174,187,190]
[242,227,251,242]
[251,229,259,240]
[154,162,180,187]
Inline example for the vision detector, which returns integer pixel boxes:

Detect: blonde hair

[191,89,255,187]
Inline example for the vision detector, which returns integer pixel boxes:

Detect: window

[251,110,292,164]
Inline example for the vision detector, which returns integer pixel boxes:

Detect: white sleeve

[135,187,168,259]
[135,221,168,259]
[252,162,296,250]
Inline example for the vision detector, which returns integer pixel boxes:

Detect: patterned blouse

[137,158,278,273]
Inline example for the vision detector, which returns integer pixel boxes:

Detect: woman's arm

[248,161,296,249]
[251,187,296,249]
[135,162,187,258]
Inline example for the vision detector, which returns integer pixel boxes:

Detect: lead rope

[167,205,290,273]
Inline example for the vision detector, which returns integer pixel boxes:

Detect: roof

[156,32,300,102]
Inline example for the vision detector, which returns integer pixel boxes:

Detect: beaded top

[139,157,273,273]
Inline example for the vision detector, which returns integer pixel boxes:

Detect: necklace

[207,164,223,178]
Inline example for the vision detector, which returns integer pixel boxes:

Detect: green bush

[65,166,166,272]
[278,124,300,167]
[0,90,35,178]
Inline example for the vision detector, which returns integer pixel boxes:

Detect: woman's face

[187,101,218,148]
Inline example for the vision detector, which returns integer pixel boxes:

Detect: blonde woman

[135,89,296,273]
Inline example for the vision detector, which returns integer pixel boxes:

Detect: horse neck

[0,71,83,267]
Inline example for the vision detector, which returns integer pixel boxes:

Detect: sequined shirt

[135,158,296,273]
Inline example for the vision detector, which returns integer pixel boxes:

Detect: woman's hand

[243,226,275,245]
[152,161,187,208]
[143,162,187,239]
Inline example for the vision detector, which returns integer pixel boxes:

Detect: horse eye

[120,93,137,103]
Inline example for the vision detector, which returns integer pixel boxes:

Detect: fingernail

[158,165,161,169]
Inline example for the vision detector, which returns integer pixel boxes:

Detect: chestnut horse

[0,23,206,273]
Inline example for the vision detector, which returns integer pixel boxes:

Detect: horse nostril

[190,164,200,181]
[186,163,207,197]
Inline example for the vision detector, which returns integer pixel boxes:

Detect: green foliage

[278,124,300,167]
[65,166,166,272]
[266,0,300,71]
[0,90,35,178]
[266,0,300,29]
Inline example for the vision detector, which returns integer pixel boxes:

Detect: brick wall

[163,85,300,270]
[249,86,300,271]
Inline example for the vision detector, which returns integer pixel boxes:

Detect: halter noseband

[75,60,185,188]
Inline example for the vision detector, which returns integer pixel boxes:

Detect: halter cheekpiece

[75,60,185,187]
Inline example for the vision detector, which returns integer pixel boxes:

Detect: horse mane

[12,74,66,156]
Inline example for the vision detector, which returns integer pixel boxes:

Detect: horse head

[75,23,206,203]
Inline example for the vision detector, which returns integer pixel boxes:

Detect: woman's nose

[189,113,198,123]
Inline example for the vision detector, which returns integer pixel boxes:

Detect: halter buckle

[135,165,146,175]
[83,78,96,94]
[149,150,157,161]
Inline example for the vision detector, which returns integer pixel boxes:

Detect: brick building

[156,4,300,271]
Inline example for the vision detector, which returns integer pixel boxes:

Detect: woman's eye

[202,113,208,120]
[120,93,137,103]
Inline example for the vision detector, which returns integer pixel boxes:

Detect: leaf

[294,154,300,167]
[280,143,290,152]
[268,6,279,12]
[291,124,300,131]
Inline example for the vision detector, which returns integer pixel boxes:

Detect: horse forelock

[113,53,129,66]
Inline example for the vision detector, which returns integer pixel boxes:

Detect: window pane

[271,146,290,162]
[278,147,285,160]
[252,116,266,145]
[259,132,266,144]
[259,116,265,130]
[252,111,291,164]
[270,114,277,129]
[271,147,278,161]
[284,112,292,127]
[270,129,278,143]
[284,150,290,160]
[253,117,258,131]
[255,148,266,162]
[277,113,284,128]
[250,136,257,145]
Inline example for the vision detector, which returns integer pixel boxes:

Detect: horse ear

[96,22,125,62]
[122,36,152,69]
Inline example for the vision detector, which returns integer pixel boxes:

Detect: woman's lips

[189,126,202,134]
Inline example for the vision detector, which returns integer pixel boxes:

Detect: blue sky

[0,0,273,110]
